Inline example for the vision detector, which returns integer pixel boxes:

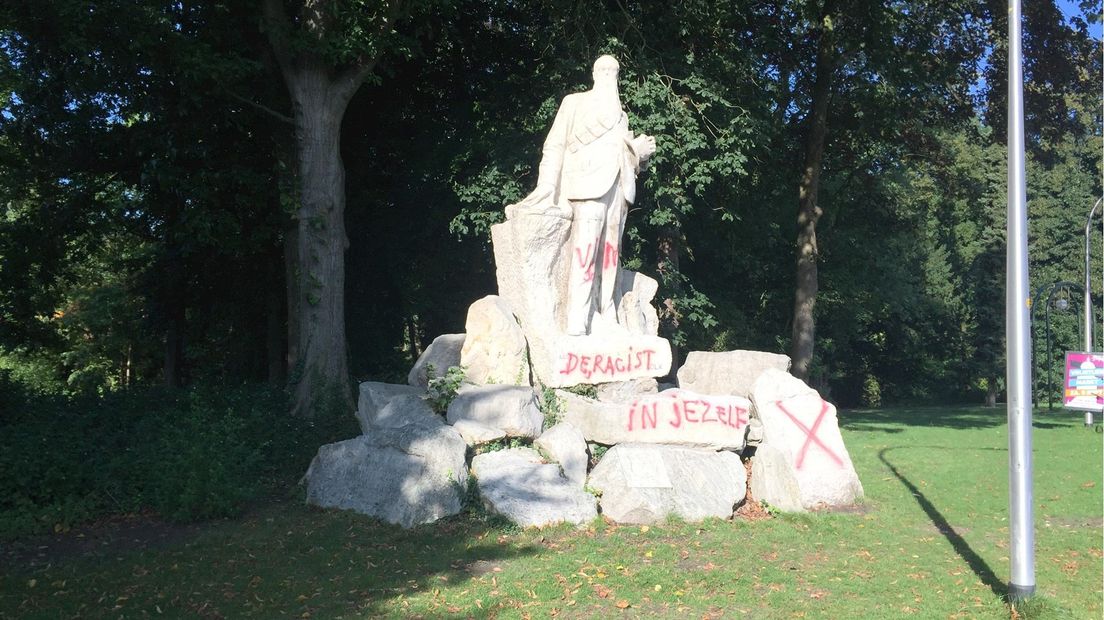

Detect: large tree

[261,0,424,416]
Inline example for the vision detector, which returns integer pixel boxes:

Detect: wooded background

[0,0,1100,413]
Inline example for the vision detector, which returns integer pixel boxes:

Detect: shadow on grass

[0,499,541,618]
[877,447,1006,600]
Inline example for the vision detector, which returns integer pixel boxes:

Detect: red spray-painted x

[775,398,844,469]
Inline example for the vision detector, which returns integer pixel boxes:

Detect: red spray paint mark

[574,244,595,282]
[775,399,844,469]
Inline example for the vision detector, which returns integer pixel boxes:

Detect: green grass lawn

[1,406,1100,619]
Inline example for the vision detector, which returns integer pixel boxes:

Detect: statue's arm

[513,97,572,210]
[535,98,571,191]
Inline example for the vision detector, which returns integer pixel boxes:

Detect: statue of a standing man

[515,56,656,335]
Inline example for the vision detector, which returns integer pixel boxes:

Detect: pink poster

[1063,352,1104,411]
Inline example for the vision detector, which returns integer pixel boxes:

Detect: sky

[1057,0,1103,40]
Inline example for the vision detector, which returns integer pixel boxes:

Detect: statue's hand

[518,183,555,208]
[633,134,657,161]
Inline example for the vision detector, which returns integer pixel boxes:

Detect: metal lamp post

[1084,198,1101,426]
[1005,0,1035,601]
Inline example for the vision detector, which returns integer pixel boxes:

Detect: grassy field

[1,406,1100,619]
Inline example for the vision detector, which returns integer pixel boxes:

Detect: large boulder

[459,296,530,386]
[542,332,672,388]
[446,384,543,438]
[491,212,572,385]
[535,422,590,488]
[676,350,791,396]
[356,382,437,432]
[471,448,598,527]
[749,369,864,511]
[408,333,466,388]
[558,388,752,450]
[303,422,468,528]
[588,443,747,524]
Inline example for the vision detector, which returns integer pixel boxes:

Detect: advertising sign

[1063,352,1104,412]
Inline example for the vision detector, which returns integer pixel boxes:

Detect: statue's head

[592,55,619,88]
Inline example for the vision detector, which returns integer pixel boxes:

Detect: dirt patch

[464,559,504,576]
[814,502,875,516]
[0,511,204,570]
[734,457,772,521]
[1042,517,1104,529]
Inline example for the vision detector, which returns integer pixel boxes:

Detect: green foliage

[564,384,598,399]
[587,441,609,469]
[425,364,467,414]
[473,436,529,455]
[537,385,564,428]
[0,384,356,537]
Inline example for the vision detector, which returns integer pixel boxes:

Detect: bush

[0,383,358,537]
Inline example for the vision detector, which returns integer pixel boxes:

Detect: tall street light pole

[1006,0,1035,601]
[1085,198,1101,426]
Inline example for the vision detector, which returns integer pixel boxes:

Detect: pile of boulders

[302,335,864,528]
[303,210,862,528]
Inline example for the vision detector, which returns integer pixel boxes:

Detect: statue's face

[592,56,619,88]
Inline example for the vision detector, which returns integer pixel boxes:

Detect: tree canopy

[0,0,1099,408]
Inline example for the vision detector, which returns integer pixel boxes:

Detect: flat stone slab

[559,388,751,450]
[677,350,791,396]
[588,443,747,524]
[530,333,672,388]
[356,382,437,432]
[471,448,597,527]
[749,369,864,511]
[303,422,468,528]
[446,384,543,438]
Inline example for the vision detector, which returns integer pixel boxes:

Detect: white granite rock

[373,394,443,429]
[588,443,746,524]
[491,212,572,383]
[459,296,530,386]
[303,421,468,528]
[356,381,433,432]
[446,384,543,438]
[593,377,659,401]
[540,332,672,388]
[451,419,507,446]
[471,448,598,527]
[617,270,660,336]
[535,422,590,488]
[749,369,864,511]
[558,388,751,450]
[677,350,791,396]
[408,333,466,388]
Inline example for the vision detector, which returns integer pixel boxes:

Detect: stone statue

[513,55,656,335]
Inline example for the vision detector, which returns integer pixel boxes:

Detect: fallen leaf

[616,600,631,609]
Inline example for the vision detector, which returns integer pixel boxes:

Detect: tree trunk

[262,0,390,417]
[284,222,300,380]
[789,9,836,382]
[657,227,681,379]
[985,376,999,407]
[283,65,355,417]
[267,246,287,386]
[163,258,186,388]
